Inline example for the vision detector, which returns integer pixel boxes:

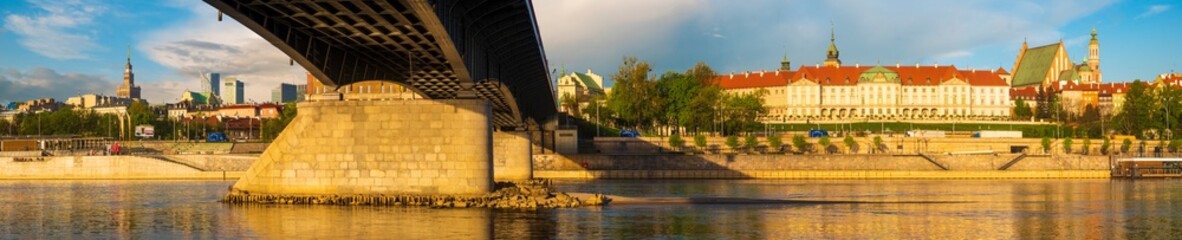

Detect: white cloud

[139,3,307,103]
[0,67,116,103]
[535,0,708,79]
[1137,5,1170,19]
[534,0,1117,81]
[2,0,106,60]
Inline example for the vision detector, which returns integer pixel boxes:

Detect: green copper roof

[858,65,899,83]
[183,91,209,104]
[1011,43,1060,87]
[573,72,603,91]
[1058,69,1080,81]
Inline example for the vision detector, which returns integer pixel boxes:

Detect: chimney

[759,71,764,77]
[856,63,860,68]
[896,63,900,68]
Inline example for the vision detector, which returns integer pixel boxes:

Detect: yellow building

[715,30,1012,122]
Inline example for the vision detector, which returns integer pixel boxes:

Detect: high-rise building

[116,47,142,99]
[210,73,222,96]
[271,83,305,103]
[222,77,245,104]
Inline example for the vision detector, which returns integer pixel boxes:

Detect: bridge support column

[230,99,493,196]
[493,130,532,181]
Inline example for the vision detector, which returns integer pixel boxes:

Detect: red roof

[890,65,960,86]
[995,67,1009,75]
[714,70,792,89]
[1009,87,1038,100]
[958,69,1009,86]
[791,66,870,86]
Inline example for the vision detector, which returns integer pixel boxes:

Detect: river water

[1,179,1180,239]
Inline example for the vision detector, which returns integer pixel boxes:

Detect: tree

[1013,99,1034,120]
[719,89,767,135]
[667,134,684,151]
[560,93,580,116]
[767,135,783,153]
[606,56,659,131]
[1170,138,1182,153]
[1117,80,1153,138]
[843,135,858,154]
[1081,138,1092,155]
[1121,138,1133,153]
[872,136,884,154]
[1062,138,1074,154]
[1101,137,1111,155]
[693,135,708,152]
[792,135,809,154]
[818,136,832,154]
[744,135,759,153]
[724,135,740,153]
[1041,137,1053,153]
[261,102,298,141]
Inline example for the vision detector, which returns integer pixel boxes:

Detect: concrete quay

[533,154,1112,180]
[0,155,253,180]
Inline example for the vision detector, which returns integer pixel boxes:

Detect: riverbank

[534,154,1112,179]
[0,155,253,180]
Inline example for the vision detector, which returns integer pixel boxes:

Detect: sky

[1,0,1180,104]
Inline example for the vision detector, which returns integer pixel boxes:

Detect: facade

[222,77,245,104]
[209,73,222,96]
[555,69,606,114]
[716,28,1012,122]
[1011,28,1103,88]
[218,104,260,118]
[65,94,133,109]
[271,83,304,103]
[305,72,420,100]
[116,49,142,99]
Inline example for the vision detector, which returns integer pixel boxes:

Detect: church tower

[824,24,841,67]
[1088,27,1102,83]
[117,46,142,99]
[780,53,791,71]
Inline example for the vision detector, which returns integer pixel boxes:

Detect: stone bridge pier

[230,98,535,197]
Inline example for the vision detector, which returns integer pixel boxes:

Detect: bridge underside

[206,0,554,129]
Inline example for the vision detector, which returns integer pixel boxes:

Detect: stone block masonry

[230,99,493,197]
[492,131,531,180]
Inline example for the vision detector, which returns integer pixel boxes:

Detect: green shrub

[725,135,740,153]
[744,135,759,151]
[1170,139,1182,153]
[1062,138,1073,154]
[872,136,884,154]
[1121,139,1133,153]
[1101,138,1111,155]
[694,135,707,148]
[818,136,832,154]
[668,134,684,149]
[1081,138,1091,155]
[792,135,808,153]
[1041,137,1053,153]
[843,135,857,154]
[767,135,783,152]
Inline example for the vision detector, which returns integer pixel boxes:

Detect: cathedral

[1010,28,1103,89]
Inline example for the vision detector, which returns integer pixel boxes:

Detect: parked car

[808,129,829,138]
[620,129,641,138]
[207,132,228,142]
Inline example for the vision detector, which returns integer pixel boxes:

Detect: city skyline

[1,0,1180,104]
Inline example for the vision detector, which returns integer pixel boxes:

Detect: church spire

[824,22,841,67]
[780,52,791,71]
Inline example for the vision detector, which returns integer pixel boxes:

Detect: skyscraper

[116,47,142,99]
[271,83,303,103]
[210,73,221,96]
[222,77,245,104]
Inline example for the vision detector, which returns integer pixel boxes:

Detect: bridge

[207,0,557,198]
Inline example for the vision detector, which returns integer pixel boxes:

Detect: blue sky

[1,0,1180,104]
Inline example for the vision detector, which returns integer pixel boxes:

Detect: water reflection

[2,179,1182,238]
